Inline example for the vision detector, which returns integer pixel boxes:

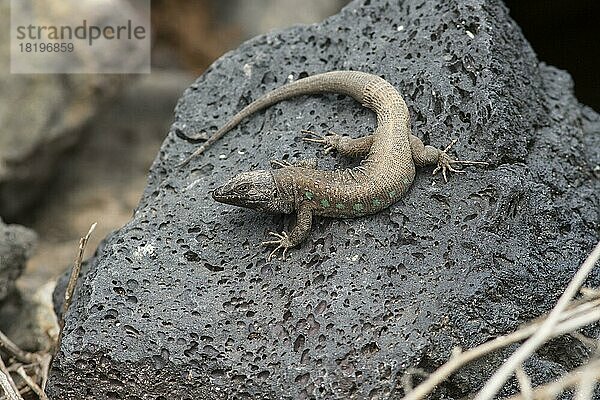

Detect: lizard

[178,70,487,260]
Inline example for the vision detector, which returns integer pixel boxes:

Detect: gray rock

[0,218,36,302]
[48,0,600,399]
[0,281,58,352]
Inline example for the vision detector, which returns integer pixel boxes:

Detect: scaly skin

[179,71,486,260]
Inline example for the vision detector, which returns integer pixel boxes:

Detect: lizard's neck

[271,169,297,214]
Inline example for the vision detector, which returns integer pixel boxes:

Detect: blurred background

[0,0,597,350]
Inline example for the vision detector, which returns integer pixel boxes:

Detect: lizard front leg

[261,203,313,260]
[302,130,374,158]
[269,158,318,169]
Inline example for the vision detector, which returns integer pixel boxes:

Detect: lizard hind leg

[432,139,489,182]
[302,129,374,158]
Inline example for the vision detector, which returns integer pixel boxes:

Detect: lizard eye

[236,183,252,193]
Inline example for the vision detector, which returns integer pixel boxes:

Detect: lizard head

[212,170,293,214]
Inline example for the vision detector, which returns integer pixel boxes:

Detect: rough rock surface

[49,0,600,399]
[0,218,36,302]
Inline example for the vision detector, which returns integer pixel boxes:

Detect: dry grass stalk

[404,240,600,400]
[0,223,96,400]
[61,222,97,328]
[0,356,22,400]
[506,359,600,400]
[475,241,600,400]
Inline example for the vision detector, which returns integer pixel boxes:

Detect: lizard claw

[433,139,488,182]
[269,159,293,169]
[301,129,340,154]
[270,158,318,169]
[261,231,292,261]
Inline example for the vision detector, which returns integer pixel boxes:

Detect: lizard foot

[269,159,293,169]
[261,231,293,261]
[301,130,341,154]
[433,139,488,182]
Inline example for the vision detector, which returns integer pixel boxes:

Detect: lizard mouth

[211,188,236,204]
[212,187,269,208]
[211,170,276,210]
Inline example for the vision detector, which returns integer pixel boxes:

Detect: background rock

[151,0,347,72]
[0,0,135,220]
[48,0,600,399]
[0,218,52,354]
[0,281,58,352]
[0,218,36,302]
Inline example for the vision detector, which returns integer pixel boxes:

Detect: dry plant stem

[506,359,600,400]
[54,222,97,368]
[0,332,35,364]
[475,241,600,400]
[575,372,595,400]
[580,288,600,298]
[38,354,51,391]
[16,367,48,400]
[515,366,533,400]
[566,297,600,319]
[62,222,97,321]
[401,368,429,394]
[554,308,600,334]
[403,294,600,400]
[0,357,20,400]
[575,343,600,400]
[559,297,600,323]
[0,370,23,400]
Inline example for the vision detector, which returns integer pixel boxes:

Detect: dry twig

[403,299,600,400]
[506,359,600,400]
[0,357,19,399]
[0,368,23,400]
[575,335,600,400]
[475,241,600,400]
[403,241,600,400]
[61,222,97,325]
[400,368,429,394]
[16,367,48,400]
[515,365,533,400]
[38,354,51,392]
[0,223,96,400]
[55,222,96,357]
[0,332,35,365]
[0,357,20,400]
[575,369,597,400]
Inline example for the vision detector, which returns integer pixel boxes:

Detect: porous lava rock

[48,0,600,398]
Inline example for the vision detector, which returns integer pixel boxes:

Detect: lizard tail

[178,71,382,167]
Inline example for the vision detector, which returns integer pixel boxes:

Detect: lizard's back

[268,71,416,218]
